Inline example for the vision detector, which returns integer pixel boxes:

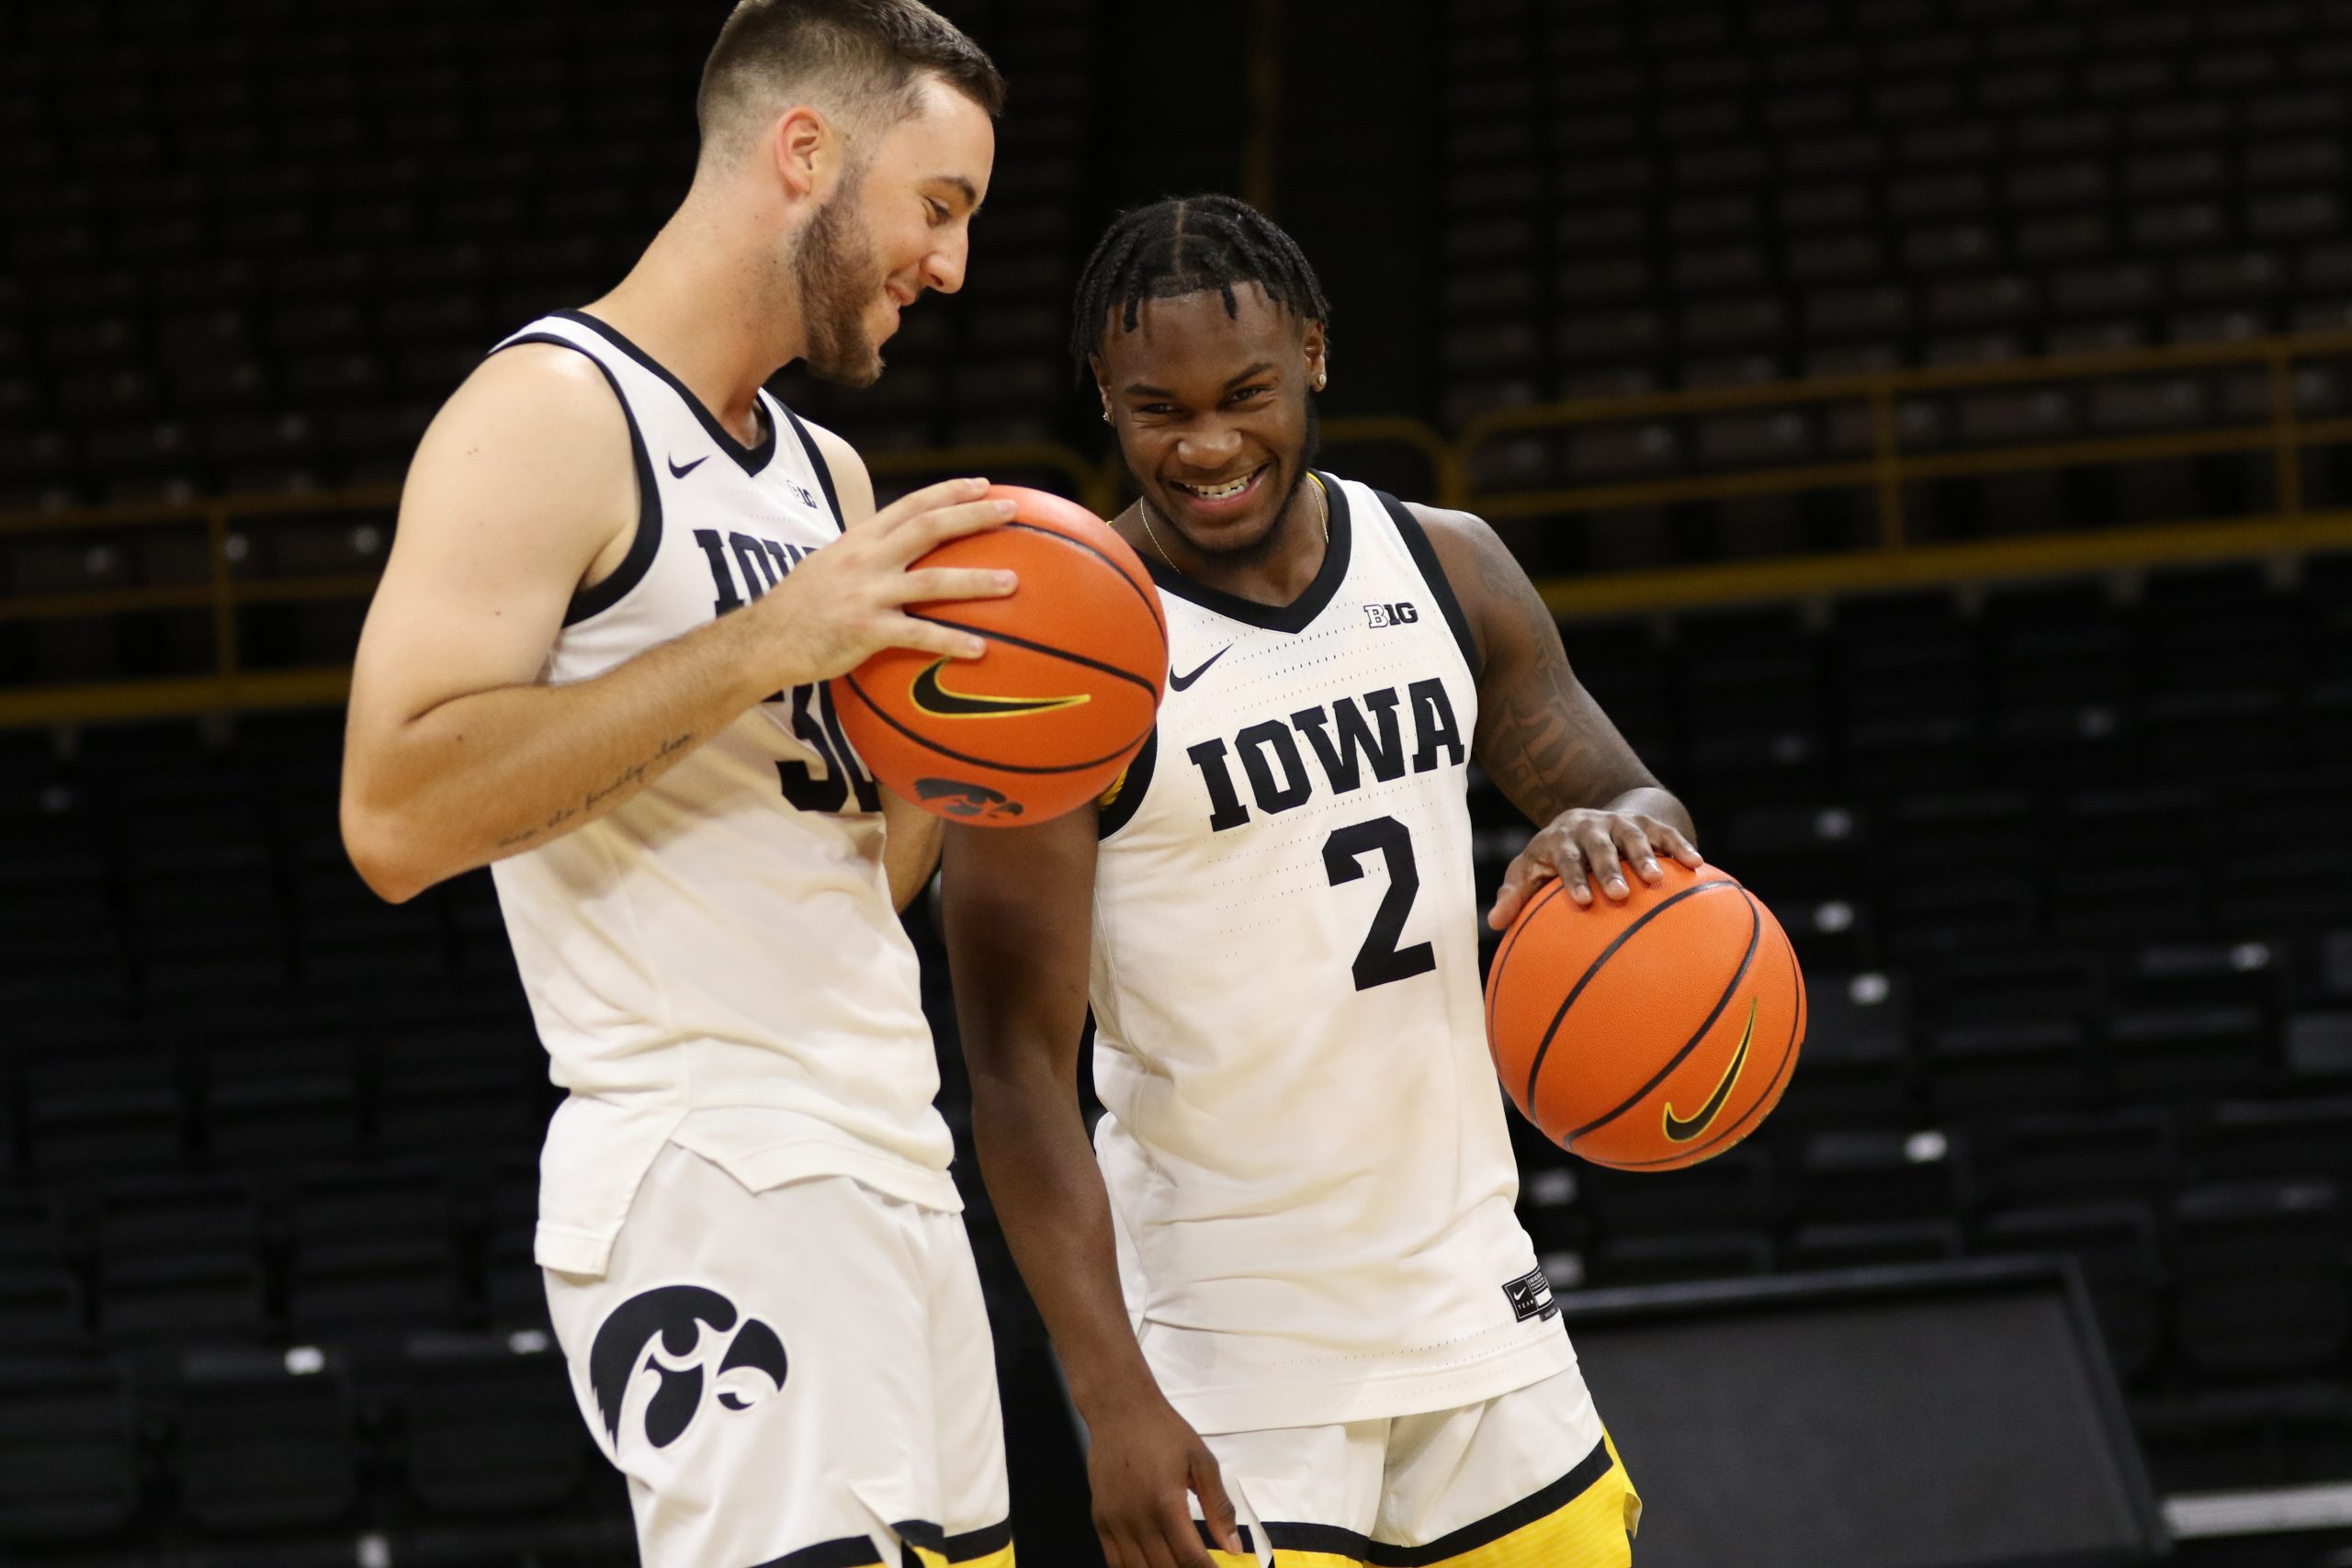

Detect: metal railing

[7,330,2352,727]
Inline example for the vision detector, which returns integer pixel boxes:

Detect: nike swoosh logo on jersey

[668,454,708,479]
[1663,996,1756,1143]
[1168,645,1232,692]
[909,659,1091,718]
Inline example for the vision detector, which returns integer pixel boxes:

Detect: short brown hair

[697,0,1004,162]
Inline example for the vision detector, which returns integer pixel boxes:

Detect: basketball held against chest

[1486,860,1806,1170]
[834,486,1169,826]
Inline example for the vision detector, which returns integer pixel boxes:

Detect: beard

[1162,396,1323,566]
[795,172,887,388]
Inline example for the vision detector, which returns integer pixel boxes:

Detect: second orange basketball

[833,485,1168,826]
[1486,860,1805,1170]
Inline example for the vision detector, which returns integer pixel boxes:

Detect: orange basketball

[1486,860,1804,1170]
[833,486,1167,826]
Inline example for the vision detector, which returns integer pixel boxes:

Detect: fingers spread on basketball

[1570,816,1634,901]
[864,474,992,533]
[1656,818,1704,869]
[1613,815,1667,886]
[877,610,989,662]
[1488,842,1563,929]
[891,564,1018,610]
[890,493,1021,559]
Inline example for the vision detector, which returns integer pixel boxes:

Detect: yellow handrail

[6,327,2352,727]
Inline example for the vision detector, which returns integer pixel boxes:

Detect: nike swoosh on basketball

[909,659,1090,718]
[1663,996,1757,1143]
[1168,646,1232,692]
[668,453,708,479]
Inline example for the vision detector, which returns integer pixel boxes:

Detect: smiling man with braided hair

[943,197,1682,1568]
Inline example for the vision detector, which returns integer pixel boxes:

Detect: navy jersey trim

[493,332,664,627]
[1142,471,1352,634]
[778,401,847,532]
[1378,491,1481,677]
[548,308,777,476]
[1096,728,1158,839]
[943,1518,1013,1561]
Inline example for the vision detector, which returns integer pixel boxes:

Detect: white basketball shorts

[1193,1365,1639,1566]
[544,1144,1012,1568]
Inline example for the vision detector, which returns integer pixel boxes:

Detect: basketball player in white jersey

[341,6,1018,1564]
[941,197,1699,1568]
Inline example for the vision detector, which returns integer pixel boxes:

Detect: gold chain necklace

[1138,472,1327,566]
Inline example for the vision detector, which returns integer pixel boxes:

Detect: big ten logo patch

[1364,602,1419,629]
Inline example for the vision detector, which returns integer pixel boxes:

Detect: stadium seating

[1,548,2346,1551]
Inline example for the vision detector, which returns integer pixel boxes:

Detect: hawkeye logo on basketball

[1364,601,1419,628]
[1185,679,1465,833]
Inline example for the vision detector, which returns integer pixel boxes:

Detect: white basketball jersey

[1091,473,1576,1434]
[484,310,956,1278]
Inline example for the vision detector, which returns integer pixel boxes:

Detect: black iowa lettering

[1186,680,1465,832]
[693,528,816,617]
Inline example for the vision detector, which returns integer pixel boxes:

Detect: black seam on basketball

[1564,886,1761,1145]
[1603,891,1804,1168]
[914,614,1162,694]
[1487,879,1565,1049]
[1519,880,1740,1119]
[839,674,1151,777]
[1001,520,1169,645]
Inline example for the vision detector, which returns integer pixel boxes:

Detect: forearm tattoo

[495,729,695,850]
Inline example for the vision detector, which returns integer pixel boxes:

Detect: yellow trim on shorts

[1206,1434,1639,1568]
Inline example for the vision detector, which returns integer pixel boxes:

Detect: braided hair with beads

[1069,195,1333,374]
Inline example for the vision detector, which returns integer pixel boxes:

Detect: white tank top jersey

[1091,473,1577,1434]
[483,310,957,1279]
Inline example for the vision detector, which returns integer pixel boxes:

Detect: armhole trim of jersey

[778,403,847,533]
[1096,728,1158,840]
[494,333,664,628]
[1378,490,1480,677]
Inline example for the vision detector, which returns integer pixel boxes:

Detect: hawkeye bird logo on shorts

[589,1285,788,1454]
[909,659,1091,718]
[1663,996,1757,1144]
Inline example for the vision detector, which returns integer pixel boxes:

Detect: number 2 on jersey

[1323,816,1436,991]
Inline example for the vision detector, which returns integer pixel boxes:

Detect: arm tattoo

[495,729,695,850]
[1462,530,1657,826]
